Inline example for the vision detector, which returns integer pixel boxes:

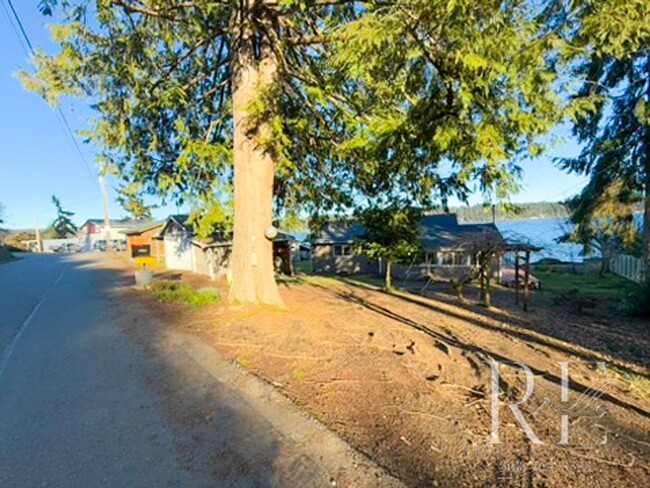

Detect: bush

[0,245,13,263]
[624,281,650,318]
[150,280,220,308]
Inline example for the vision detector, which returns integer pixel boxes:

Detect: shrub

[624,281,650,318]
[0,245,13,263]
[150,280,220,308]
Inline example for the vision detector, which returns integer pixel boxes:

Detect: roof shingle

[312,214,503,250]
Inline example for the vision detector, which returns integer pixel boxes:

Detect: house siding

[312,244,379,275]
[191,244,231,281]
[126,226,165,263]
[164,231,194,271]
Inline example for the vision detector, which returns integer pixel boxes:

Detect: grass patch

[597,364,650,397]
[291,368,307,381]
[533,268,629,301]
[150,280,219,308]
[235,356,250,368]
[292,260,313,275]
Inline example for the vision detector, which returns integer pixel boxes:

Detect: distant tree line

[447,202,569,223]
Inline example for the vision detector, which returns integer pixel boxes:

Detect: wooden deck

[500,266,541,289]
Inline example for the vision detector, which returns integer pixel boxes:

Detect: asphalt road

[0,253,212,486]
[0,253,400,488]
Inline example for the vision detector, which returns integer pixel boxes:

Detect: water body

[496,217,586,263]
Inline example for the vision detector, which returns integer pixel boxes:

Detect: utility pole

[34,216,42,253]
[99,174,113,253]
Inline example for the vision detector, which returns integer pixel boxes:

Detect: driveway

[0,253,400,487]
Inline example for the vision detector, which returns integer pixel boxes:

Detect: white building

[78,219,139,251]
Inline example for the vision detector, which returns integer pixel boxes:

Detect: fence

[611,254,643,283]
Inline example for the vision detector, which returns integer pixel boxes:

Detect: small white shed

[159,215,195,271]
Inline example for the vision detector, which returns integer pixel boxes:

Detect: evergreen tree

[354,205,422,290]
[545,0,650,277]
[51,195,77,238]
[25,0,570,305]
[560,181,637,274]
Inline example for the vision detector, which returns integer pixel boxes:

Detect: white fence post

[611,253,643,283]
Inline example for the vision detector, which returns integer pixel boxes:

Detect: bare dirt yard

[111,257,649,487]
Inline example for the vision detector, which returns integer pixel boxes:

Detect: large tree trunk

[600,245,612,276]
[228,2,283,307]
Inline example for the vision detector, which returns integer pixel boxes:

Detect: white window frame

[333,244,352,256]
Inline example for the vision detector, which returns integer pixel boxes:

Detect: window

[442,252,455,266]
[333,244,352,256]
[437,252,465,266]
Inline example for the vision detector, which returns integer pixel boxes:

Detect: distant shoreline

[462,215,570,224]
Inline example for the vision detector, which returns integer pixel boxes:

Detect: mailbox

[131,244,151,258]
[135,256,156,269]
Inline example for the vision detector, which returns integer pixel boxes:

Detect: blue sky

[0,2,589,230]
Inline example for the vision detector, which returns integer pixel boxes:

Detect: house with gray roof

[311,214,504,279]
[311,221,380,275]
[78,218,142,252]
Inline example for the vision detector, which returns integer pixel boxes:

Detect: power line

[2,0,101,192]
[54,109,102,190]
[0,0,29,57]
[5,0,33,52]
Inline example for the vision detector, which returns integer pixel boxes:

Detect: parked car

[111,239,127,252]
[52,243,82,253]
[93,240,107,252]
[93,239,127,252]
[63,243,82,253]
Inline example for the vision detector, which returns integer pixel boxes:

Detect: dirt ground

[115,258,649,487]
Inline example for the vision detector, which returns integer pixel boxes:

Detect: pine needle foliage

[51,195,77,238]
[24,1,571,223]
[544,0,650,274]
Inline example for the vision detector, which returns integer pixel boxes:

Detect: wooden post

[477,252,485,304]
[34,216,42,253]
[523,250,531,312]
[99,174,113,253]
[485,252,493,308]
[514,251,520,305]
